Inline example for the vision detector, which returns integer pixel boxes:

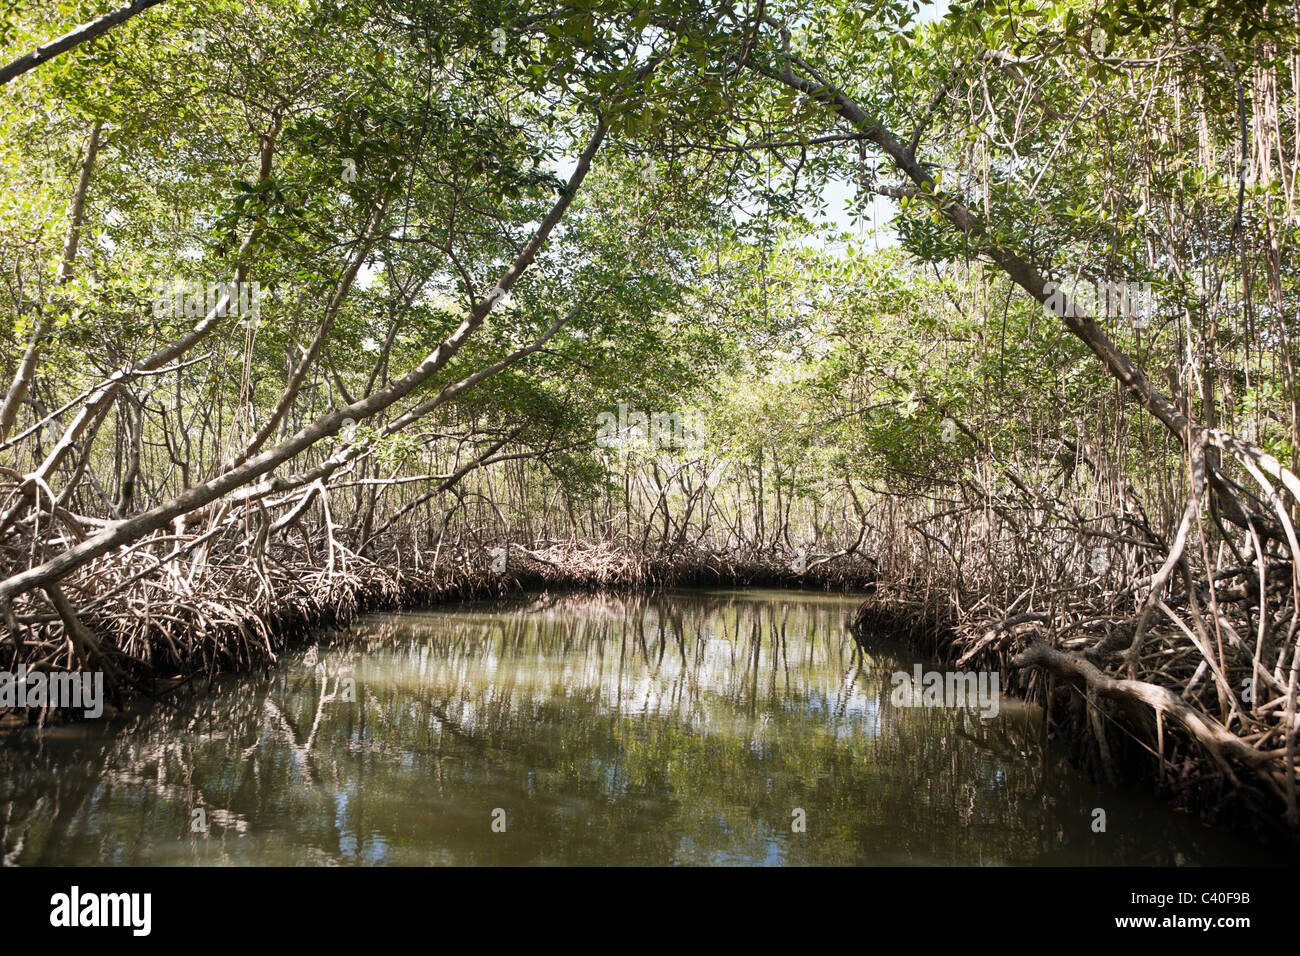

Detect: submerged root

[850,509,1300,841]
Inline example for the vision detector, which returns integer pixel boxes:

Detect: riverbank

[851,572,1300,849]
[11,586,1280,867]
[0,539,877,727]
[5,532,1297,852]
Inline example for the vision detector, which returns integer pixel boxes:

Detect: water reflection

[0,589,1283,865]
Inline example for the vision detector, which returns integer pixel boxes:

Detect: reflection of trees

[1,591,1279,865]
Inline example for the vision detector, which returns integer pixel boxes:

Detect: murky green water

[0,589,1284,865]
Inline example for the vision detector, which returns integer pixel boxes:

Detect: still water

[0,589,1284,865]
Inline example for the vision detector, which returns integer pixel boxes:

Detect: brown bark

[0,118,608,605]
[0,119,102,443]
[0,1,168,87]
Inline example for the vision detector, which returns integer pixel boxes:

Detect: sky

[359,1,951,288]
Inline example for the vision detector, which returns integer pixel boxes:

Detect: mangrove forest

[1,0,1299,878]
